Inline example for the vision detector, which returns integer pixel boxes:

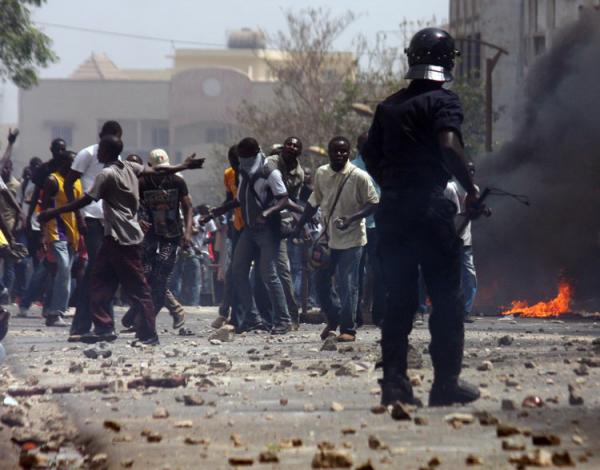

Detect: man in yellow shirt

[39,151,82,327]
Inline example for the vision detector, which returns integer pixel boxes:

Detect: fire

[501,282,573,318]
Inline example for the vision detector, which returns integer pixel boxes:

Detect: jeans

[90,238,155,339]
[461,245,477,315]
[143,234,180,313]
[232,226,290,328]
[277,240,299,322]
[48,240,74,315]
[288,240,317,309]
[181,253,201,306]
[316,246,363,335]
[20,260,50,310]
[71,218,111,334]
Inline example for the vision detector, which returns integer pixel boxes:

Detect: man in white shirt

[64,121,122,340]
[445,163,478,323]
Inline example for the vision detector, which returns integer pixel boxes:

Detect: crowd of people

[1,27,483,407]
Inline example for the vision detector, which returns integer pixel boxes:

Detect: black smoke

[475,10,600,310]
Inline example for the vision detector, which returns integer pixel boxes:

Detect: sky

[0,0,448,123]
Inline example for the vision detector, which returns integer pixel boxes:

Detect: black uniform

[363,80,466,400]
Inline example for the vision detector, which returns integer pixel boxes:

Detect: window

[152,127,169,148]
[51,125,73,146]
[206,127,226,144]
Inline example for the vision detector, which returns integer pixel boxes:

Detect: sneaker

[271,323,292,335]
[131,335,159,347]
[120,326,136,334]
[429,379,481,407]
[17,306,28,318]
[336,333,356,343]
[171,310,185,329]
[237,321,269,334]
[45,315,69,327]
[211,316,227,330]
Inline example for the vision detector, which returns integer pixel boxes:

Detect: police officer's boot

[378,339,423,407]
[429,337,480,407]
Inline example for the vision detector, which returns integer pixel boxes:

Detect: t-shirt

[352,153,380,230]
[444,180,476,247]
[265,154,304,201]
[139,174,188,239]
[0,176,20,230]
[237,165,287,228]
[88,161,144,246]
[223,167,244,232]
[308,161,379,250]
[72,144,113,220]
[192,215,217,253]
[363,80,464,192]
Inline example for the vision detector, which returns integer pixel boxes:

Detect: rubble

[568,383,584,405]
[477,360,493,371]
[258,451,279,463]
[152,406,169,419]
[208,325,235,343]
[228,456,254,466]
[330,401,344,412]
[312,449,353,468]
[183,394,205,406]
[444,413,474,428]
[509,449,553,467]
[321,336,337,351]
[498,335,514,346]
[390,402,411,421]
[103,420,121,432]
[1,407,25,427]
[532,433,561,446]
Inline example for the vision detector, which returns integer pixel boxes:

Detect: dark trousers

[376,191,465,381]
[357,227,386,326]
[143,233,180,314]
[71,218,112,334]
[90,238,156,339]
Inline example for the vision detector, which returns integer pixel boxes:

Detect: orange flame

[501,282,573,318]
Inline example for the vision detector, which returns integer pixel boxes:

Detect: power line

[36,21,226,48]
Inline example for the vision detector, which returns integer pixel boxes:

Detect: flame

[501,282,573,318]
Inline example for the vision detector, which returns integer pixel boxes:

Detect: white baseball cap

[148,148,170,168]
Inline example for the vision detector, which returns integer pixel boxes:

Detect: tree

[0,0,57,89]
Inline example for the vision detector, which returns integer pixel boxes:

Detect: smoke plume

[476,10,600,310]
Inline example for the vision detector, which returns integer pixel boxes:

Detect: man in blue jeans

[294,137,379,342]
[210,138,292,334]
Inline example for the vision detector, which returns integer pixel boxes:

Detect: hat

[148,148,170,168]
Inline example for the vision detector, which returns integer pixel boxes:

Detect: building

[449,0,599,147]
[17,28,354,203]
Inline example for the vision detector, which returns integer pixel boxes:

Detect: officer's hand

[465,190,486,220]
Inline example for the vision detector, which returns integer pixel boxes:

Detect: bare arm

[0,129,19,172]
[261,195,289,220]
[292,202,319,237]
[38,194,94,223]
[64,169,82,202]
[335,202,378,230]
[140,154,205,176]
[39,176,59,212]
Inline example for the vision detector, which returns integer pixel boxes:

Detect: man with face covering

[210,137,292,334]
[294,136,379,342]
[266,137,304,328]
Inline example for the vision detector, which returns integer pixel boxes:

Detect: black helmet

[404,28,460,82]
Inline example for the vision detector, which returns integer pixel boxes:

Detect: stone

[90,453,108,468]
[477,360,493,371]
[568,383,584,406]
[152,406,169,419]
[335,361,367,377]
[370,405,386,415]
[502,439,526,451]
[209,339,222,345]
[524,361,537,369]
[356,461,376,470]
[368,435,384,450]
[572,435,583,445]
[552,451,575,467]
[311,450,353,468]
[522,395,544,408]
[228,457,254,466]
[466,454,483,466]
[474,411,499,426]
[1,408,25,427]
[390,402,411,421]
[103,419,121,432]
[141,429,162,443]
[414,416,429,426]
[428,456,441,467]
[19,451,50,468]
[174,420,193,428]
[498,335,513,346]
[121,459,134,468]
[444,413,474,428]
[532,433,561,446]
[258,451,279,463]
[330,401,344,412]
[407,344,424,369]
[496,423,523,437]
[509,449,552,467]
[573,364,589,376]
[208,325,235,343]
[183,394,205,406]
[321,337,337,351]
[184,436,210,445]
[68,362,84,373]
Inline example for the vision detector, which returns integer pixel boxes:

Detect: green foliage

[0,0,57,88]
[451,78,486,157]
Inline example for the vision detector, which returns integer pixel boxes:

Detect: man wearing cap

[138,149,193,322]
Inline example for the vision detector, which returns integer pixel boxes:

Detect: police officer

[363,28,482,407]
